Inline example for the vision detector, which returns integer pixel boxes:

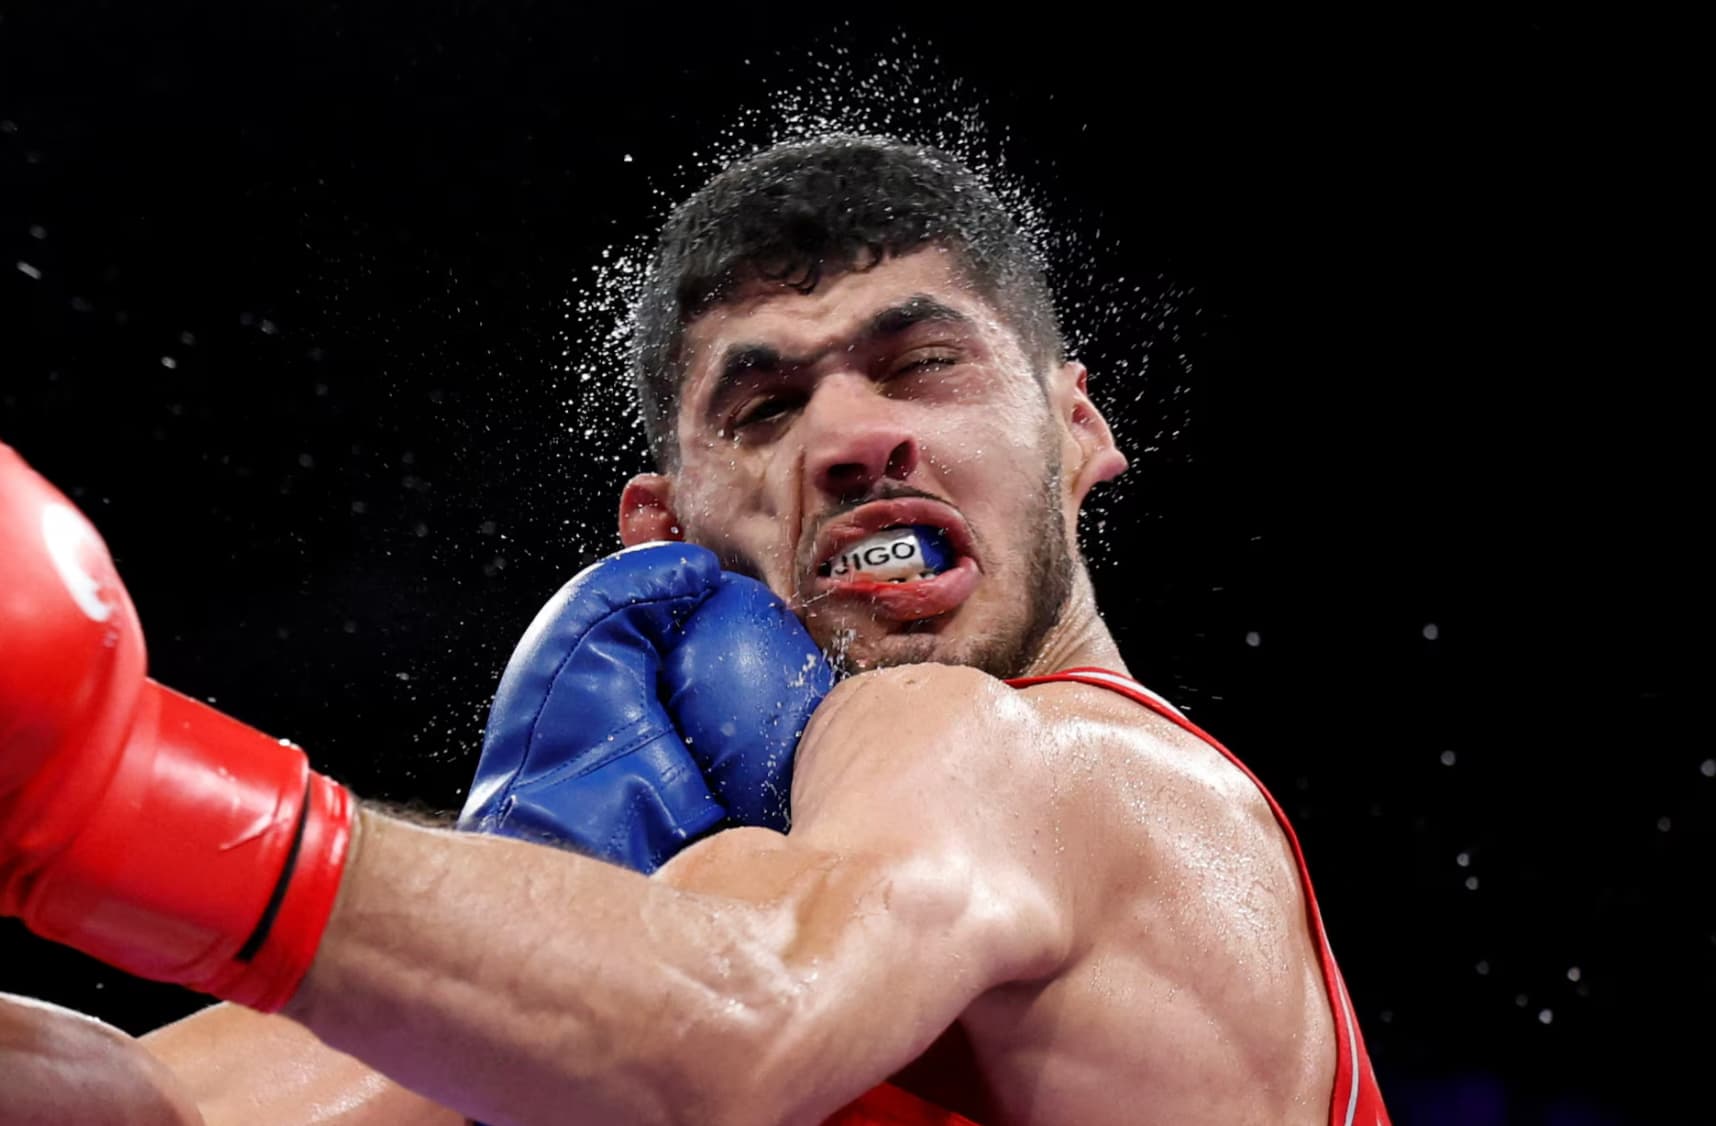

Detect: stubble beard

[821,459,1075,682]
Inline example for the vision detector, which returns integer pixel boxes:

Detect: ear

[618,473,685,546]
[1049,361,1128,509]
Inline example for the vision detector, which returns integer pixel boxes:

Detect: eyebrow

[703,294,976,416]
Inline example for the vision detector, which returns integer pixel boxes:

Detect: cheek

[676,452,797,579]
[929,400,1051,493]
[932,409,1058,568]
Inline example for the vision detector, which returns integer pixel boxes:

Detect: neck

[1019,567,1128,679]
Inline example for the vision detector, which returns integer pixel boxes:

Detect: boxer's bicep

[784,665,1079,988]
[656,838,1062,1124]
[656,665,1079,1120]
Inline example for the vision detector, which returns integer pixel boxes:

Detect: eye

[732,394,800,430]
[893,352,959,377]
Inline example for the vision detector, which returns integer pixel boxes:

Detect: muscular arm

[284,665,1078,1126]
[142,1004,467,1126]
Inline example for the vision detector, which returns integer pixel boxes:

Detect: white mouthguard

[823,526,938,582]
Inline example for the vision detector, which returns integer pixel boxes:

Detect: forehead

[677,247,1017,403]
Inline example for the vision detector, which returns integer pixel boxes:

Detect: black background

[0,6,1704,1123]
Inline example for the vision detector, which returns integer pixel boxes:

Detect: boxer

[0,136,1389,1124]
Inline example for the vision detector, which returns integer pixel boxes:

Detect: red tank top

[824,667,1390,1126]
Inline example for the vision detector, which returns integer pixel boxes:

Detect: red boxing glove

[0,444,351,1012]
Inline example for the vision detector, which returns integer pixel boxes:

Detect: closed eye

[731,394,802,430]
[893,353,960,377]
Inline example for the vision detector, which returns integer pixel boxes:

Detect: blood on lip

[818,554,983,622]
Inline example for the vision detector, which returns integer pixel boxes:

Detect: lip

[801,498,982,620]
[811,555,982,620]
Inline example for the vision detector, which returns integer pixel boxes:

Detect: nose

[802,374,921,499]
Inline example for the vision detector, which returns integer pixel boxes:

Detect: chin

[816,616,1024,679]
[825,633,945,674]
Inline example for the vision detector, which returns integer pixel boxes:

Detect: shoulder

[793,663,1273,837]
[788,663,1271,899]
[1006,678,1329,1029]
[788,662,1301,924]
[790,664,1046,818]
[784,664,1326,988]
[863,669,1311,959]
[789,667,1336,1080]
[1006,673,1285,846]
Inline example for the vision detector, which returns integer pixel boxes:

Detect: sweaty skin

[0,992,206,1126]
[662,665,1339,1125]
[15,247,1338,1124]
[142,1006,461,1126]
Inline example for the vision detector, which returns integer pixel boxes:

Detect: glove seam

[500,585,715,816]
[514,719,679,791]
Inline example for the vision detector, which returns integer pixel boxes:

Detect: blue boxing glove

[458,541,832,873]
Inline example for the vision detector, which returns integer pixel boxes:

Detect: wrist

[280,803,380,1027]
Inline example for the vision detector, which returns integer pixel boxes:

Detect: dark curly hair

[630,135,1065,469]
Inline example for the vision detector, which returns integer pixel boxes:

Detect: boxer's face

[622,246,1125,677]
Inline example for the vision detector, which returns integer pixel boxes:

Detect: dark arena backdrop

[0,7,1702,1124]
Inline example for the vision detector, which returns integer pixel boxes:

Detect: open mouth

[816,524,954,583]
[804,500,982,620]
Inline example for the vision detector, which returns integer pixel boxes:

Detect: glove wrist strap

[15,681,352,1012]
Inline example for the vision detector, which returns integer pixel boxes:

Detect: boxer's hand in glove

[0,443,352,1011]
[461,542,832,873]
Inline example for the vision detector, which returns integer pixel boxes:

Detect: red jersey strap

[822,1081,980,1125]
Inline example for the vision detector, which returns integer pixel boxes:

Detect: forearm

[284,810,793,1126]
[0,992,205,1126]
[143,1003,466,1126]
